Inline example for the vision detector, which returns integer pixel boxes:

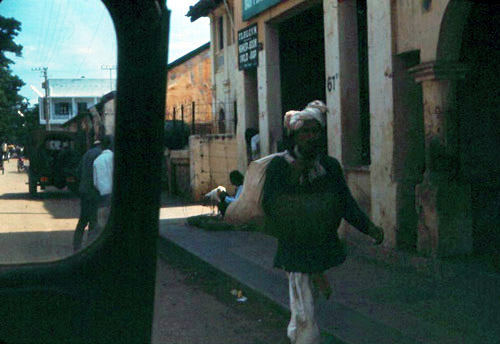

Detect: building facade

[165,42,214,134]
[188,2,239,136]
[189,0,500,259]
[38,78,115,130]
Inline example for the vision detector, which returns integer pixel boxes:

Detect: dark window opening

[357,0,370,165]
[77,102,88,114]
[234,101,237,133]
[219,108,226,133]
[279,5,325,123]
[218,16,224,51]
[55,102,71,116]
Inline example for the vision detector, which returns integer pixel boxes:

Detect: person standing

[72,140,102,251]
[1,141,8,162]
[93,135,114,238]
[262,102,384,344]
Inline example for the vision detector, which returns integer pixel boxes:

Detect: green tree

[0,15,25,142]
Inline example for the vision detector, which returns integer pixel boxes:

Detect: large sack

[224,151,292,225]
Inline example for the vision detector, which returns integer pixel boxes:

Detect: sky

[1,0,210,105]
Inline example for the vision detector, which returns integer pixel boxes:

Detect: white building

[38,78,116,129]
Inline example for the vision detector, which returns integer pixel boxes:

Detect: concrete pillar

[236,72,248,173]
[236,69,259,173]
[323,0,343,160]
[72,98,77,118]
[408,61,472,257]
[257,24,281,156]
[367,0,398,247]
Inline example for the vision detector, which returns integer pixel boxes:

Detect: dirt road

[153,258,289,344]
[0,157,291,343]
[0,158,79,263]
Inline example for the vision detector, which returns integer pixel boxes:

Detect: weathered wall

[210,0,239,135]
[189,134,238,201]
[395,0,449,61]
[166,149,191,198]
[233,0,314,161]
[166,48,212,124]
[339,168,372,242]
[364,0,398,247]
[102,99,115,136]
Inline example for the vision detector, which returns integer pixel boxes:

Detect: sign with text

[238,24,258,70]
[242,0,284,21]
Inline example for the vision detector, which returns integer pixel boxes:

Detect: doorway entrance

[457,4,500,254]
[279,5,325,117]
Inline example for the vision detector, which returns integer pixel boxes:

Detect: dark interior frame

[0,1,170,342]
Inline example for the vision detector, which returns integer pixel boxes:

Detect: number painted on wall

[326,74,338,92]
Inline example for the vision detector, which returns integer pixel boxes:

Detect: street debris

[230,289,248,302]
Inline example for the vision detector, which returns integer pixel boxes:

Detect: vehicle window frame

[0,2,170,343]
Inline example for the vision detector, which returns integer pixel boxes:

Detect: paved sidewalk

[158,200,500,344]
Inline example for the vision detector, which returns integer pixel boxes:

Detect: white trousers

[287,272,321,344]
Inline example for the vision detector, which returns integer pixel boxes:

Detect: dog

[203,186,227,214]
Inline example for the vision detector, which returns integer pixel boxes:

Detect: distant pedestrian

[1,141,8,162]
[72,140,102,251]
[245,128,260,164]
[262,101,384,344]
[93,135,114,238]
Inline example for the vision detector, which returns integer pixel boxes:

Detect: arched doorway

[456,4,500,254]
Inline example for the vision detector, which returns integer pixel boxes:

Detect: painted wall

[189,134,238,201]
[102,99,115,136]
[200,0,482,258]
[209,1,239,135]
[165,48,213,125]
[395,0,449,60]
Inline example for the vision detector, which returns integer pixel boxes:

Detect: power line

[42,0,64,65]
[37,0,55,64]
[46,0,71,66]
[73,7,106,79]
[35,0,48,60]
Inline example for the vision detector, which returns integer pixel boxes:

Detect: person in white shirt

[218,170,244,216]
[92,135,114,238]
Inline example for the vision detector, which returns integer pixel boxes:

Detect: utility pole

[101,65,116,91]
[32,67,50,130]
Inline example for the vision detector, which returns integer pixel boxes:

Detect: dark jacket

[262,154,373,273]
[77,146,102,197]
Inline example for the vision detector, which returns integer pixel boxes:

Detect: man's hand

[367,224,384,245]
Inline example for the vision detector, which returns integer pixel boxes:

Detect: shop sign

[242,0,284,21]
[238,23,258,70]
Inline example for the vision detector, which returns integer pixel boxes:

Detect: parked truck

[26,129,85,197]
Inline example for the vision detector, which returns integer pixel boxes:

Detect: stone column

[257,24,281,156]
[409,61,472,257]
[323,0,343,160]
[367,0,398,247]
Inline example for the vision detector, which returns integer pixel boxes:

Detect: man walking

[72,140,102,251]
[262,102,384,344]
[93,135,113,237]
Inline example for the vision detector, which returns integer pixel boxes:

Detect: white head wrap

[307,100,328,115]
[284,107,326,133]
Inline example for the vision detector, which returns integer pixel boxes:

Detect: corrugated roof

[48,78,116,97]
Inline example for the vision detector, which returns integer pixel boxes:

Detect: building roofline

[167,42,210,70]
